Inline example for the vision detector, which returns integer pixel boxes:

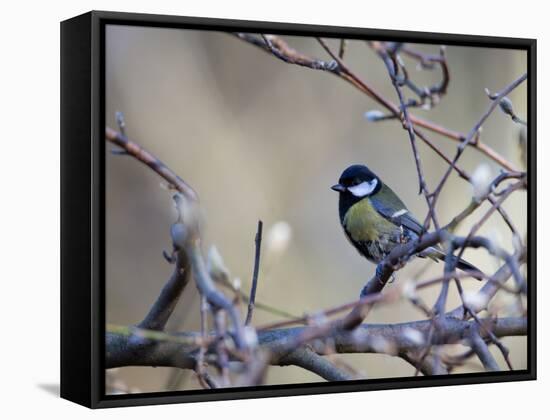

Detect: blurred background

[105,24,527,393]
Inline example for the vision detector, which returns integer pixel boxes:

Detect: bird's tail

[421,246,483,280]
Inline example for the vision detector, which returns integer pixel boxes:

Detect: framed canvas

[60,10,536,408]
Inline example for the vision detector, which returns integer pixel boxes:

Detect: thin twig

[428,73,527,214]
[105,127,198,202]
[237,34,518,170]
[246,220,263,325]
[338,39,347,59]
[214,310,231,386]
[371,41,436,233]
[195,295,211,387]
[469,325,500,371]
[257,289,393,332]
[137,248,190,331]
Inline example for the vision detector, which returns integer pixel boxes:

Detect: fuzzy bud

[243,326,259,348]
[401,280,417,300]
[369,336,397,355]
[463,291,490,312]
[401,327,425,347]
[471,163,493,202]
[265,221,292,262]
[364,109,386,122]
[498,96,515,117]
[207,245,229,281]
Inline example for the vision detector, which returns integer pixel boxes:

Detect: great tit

[331,164,480,275]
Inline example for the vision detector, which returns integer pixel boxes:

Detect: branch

[469,326,500,372]
[106,126,251,356]
[236,34,520,171]
[371,41,429,197]
[281,348,354,381]
[106,125,196,332]
[447,248,527,318]
[428,73,527,213]
[234,33,338,72]
[341,229,446,330]
[238,35,525,243]
[106,317,526,373]
[138,248,190,331]
[400,352,449,376]
[450,236,525,294]
[171,196,250,352]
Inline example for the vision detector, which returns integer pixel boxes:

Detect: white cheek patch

[348,179,378,197]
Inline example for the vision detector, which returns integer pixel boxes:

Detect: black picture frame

[61,10,536,409]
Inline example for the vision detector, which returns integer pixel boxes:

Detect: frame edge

[60,11,94,408]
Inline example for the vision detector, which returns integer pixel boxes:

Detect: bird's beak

[331,183,346,192]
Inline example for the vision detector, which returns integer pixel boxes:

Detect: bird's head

[331,164,381,198]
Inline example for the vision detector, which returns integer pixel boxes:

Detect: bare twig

[485,89,527,126]
[246,220,263,325]
[401,351,448,376]
[195,296,211,388]
[214,310,231,386]
[466,309,513,370]
[183,218,250,351]
[338,39,347,59]
[137,248,190,331]
[469,326,500,371]
[428,73,527,213]
[341,228,447,330]
[257,289,394,332]
[281,348,353,381]
[447,174,526,231]
[234,33,338,72]
[371,41,429,198]
[236,34,519,170]
[105,127,198,202]
[399,45,450,104]
[447,248,527,318]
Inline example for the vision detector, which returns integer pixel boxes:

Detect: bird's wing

[369,185,425,236]
[370,185,482,279]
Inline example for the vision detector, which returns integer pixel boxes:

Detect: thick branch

[400,352,449,376]
[469,327,500,372]
[106,317,526,374]
[281,348,353,381]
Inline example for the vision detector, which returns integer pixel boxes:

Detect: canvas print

[104,24,529,394]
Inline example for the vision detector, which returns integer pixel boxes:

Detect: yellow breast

[343,198,396,242]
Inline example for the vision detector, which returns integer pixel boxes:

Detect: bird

[331,164,480,276]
